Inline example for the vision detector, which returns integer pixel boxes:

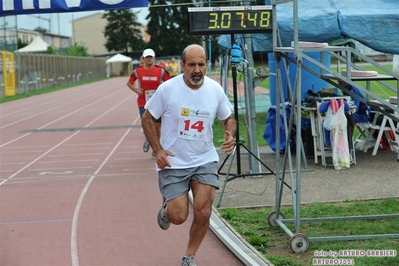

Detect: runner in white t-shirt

[145,73,232,170]
[142,44,236,266]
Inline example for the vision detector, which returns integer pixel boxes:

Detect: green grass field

[219,198,399,266]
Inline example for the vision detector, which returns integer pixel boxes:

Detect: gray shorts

[158,161,219,201]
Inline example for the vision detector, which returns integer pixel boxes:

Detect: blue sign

[1,0,148,16]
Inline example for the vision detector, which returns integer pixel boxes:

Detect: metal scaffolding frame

[268,0,399,252]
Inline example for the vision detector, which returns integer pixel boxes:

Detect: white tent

[106,53,132,77]
[17,35,49,53]
[106,53,132,64]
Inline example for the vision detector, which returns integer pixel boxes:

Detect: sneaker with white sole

[143,139,150,153]
[157,203,170,230]
[181,255,197,266]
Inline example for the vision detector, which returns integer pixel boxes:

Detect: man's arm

[142,110,160,151]
[162,68,171,81]
[142,110,174,169]
[127,81,142,96]
[220,115,237,154]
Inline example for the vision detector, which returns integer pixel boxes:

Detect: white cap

[142,48,155,58]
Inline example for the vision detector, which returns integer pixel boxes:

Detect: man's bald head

[181,44,207,64]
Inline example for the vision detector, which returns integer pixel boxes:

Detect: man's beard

[189,73,203,86]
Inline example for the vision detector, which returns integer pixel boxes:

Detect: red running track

[0,77,245,266]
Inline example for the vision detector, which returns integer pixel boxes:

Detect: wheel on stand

[267,211,286,227]
[290,233,310,253]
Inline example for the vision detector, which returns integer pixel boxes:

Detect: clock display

[187,6,273,35]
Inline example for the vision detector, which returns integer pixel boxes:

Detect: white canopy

[17,35,49,53]
[106,53,132,64]
[106,53,133,77]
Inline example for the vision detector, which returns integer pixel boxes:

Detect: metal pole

[231,35,242,175]
[208,1,212,77]
[243,35,261,174]
[58,13,61,53]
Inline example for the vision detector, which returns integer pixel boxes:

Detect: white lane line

[0,88,126,147]
[0,132,81,186]
[0,82,140,265]
[0,82,116,119]
[63,143,114,147]
[70,127,132,266]
[38,171,74,175]
[1,89,133,185]
[38,159,99,163]
[28,167,93,171]
[47,153,105,157]
[0,82,114,118]
[0,94,95,130]
[0,219,72,225]
[3,176,92,185]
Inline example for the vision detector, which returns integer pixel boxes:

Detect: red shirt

[128,65,171,107]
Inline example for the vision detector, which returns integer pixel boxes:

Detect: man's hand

[154,150,175,170]
[220,130,235,154]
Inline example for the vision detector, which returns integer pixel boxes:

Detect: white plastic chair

[360,112,397,156]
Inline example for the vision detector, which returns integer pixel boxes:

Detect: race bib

[145,90,156,102]
[178,107,211,140]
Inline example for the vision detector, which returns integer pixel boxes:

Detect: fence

[1,52,106,99]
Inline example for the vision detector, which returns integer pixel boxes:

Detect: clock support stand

[216,36,275,207]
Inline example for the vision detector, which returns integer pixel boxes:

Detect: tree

[46,46,55,54]
[64,43,89,56]
[44,43,89,56]
[17,38,29,49]
[103,9,145,53]
[146,0,201,56]
[34,27,47,34]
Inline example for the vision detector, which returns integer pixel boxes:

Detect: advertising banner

[1,0,148,16]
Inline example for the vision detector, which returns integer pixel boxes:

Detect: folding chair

[360,112,397,156]
[354,122,371,147]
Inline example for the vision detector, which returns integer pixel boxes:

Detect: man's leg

[140,108,150,153]
[166,192,190,225]
[143,139,150,153]
[185,180,215,256]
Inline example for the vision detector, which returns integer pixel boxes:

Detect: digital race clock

[187,6,273,35]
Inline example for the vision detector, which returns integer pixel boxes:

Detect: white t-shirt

[145,74,233,170]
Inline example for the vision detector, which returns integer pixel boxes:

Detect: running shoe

[181,255,198,266]
[143,139,149,152]
[151,151,156,160]
[157,203,171,230]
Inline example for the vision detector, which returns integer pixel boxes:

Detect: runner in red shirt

[127,48,171,158]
